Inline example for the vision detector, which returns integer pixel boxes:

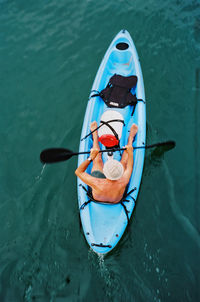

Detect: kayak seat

[91,74,145,115]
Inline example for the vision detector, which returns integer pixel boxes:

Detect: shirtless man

[75,122,138,204]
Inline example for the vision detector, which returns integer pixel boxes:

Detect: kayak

[77,29,146,254]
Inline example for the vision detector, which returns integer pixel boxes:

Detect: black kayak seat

[91,74,143,113]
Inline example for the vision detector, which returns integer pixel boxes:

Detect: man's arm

[75,148,99,189]
[122,145,134,184]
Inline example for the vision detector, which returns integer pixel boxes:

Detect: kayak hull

[77,30,146,254]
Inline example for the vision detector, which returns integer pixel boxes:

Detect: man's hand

[90,148,99,160]
[125,145,133,154]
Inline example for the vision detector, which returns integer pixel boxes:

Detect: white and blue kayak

[77,29,146,254]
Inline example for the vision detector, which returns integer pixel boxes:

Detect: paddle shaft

[72,141,175,156]
[40,140,175,164]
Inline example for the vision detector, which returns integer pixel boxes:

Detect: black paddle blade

[151,140,176,157]
[156,140,176,152]
[145,140,176,150]
[40,148,74,164]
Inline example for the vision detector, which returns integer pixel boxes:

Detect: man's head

[103,159,124,180]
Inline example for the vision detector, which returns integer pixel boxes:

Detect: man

[75,122,138,204]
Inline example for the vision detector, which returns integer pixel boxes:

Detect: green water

[0,0,200,301]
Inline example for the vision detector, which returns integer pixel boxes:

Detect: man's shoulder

[118,174,130,186]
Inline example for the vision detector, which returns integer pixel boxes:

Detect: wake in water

[88,249,123,301]
[88,249,111,282]
[97,253,112,286]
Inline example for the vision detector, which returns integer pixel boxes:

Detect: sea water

[0,0,199,301]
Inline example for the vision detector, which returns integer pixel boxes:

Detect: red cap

[98,134,119,147]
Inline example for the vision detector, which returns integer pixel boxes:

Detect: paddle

[40,140,175,164]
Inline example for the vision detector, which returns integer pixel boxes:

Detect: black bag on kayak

[91,74,143,112]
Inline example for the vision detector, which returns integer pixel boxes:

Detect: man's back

[89,176,128,204]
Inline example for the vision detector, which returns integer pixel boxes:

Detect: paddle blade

[151,140,176,157]
[40,148,74,164]
[156,140,176,152]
